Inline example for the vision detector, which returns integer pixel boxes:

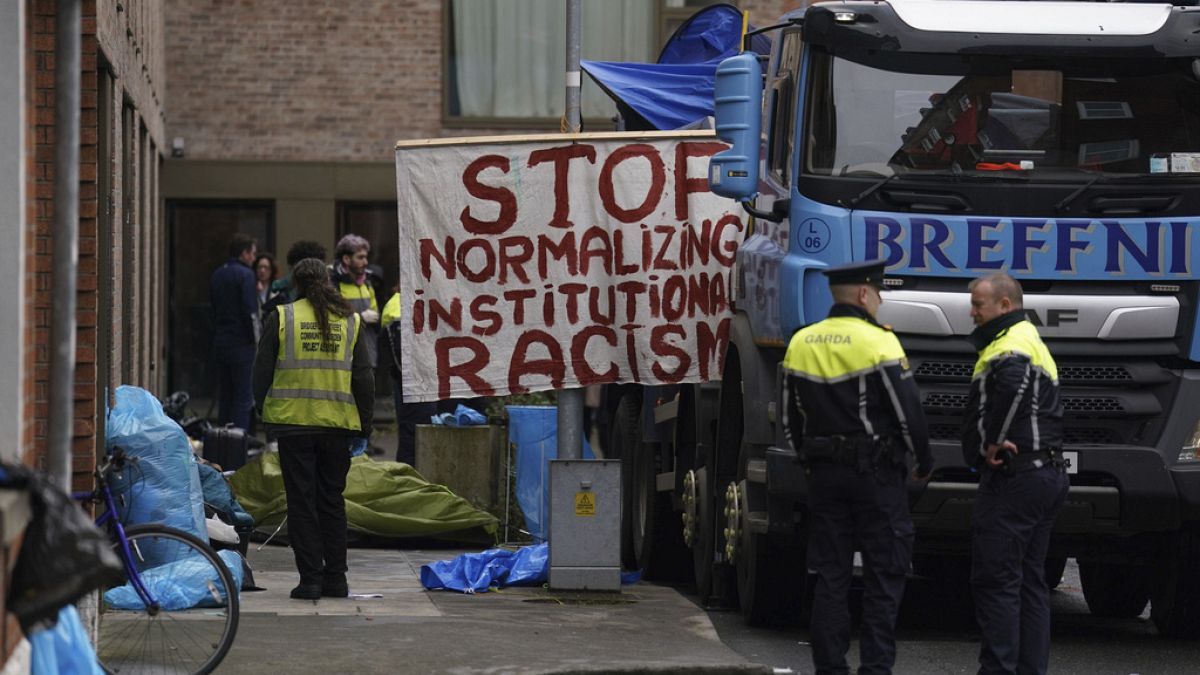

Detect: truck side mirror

[709,53,763,201]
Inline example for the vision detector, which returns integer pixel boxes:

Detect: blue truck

[612,0,1200,637]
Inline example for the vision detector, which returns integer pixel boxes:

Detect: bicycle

[75,448,240,675]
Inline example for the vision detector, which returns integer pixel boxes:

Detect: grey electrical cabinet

[548,459,622,591]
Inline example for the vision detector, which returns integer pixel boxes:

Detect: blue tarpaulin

[420,543,550,593]
[507,406,593,543]
[419,543,643,594]
[582,3,773,130]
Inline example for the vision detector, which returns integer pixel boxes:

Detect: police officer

[253,258,374,600]
[783,260,932,675]
[962,272,1068,675]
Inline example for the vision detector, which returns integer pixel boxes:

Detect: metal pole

[48,0,81,492]
[558,0,583,462]
[565,0,582,134]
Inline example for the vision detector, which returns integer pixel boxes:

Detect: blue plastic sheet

[105,386,207,541]
[419,543,549,593]
[29,605,102,675]
[506,406,593,542]
[105,549,244,611]
[582,4,772,130]
[197,462,254,529]
[419,544,642,593]
[431,404,487,427]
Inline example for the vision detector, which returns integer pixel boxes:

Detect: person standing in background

[254,258,374,600]
[782,260,931,675]
[963,272,1069,675]
[254,251,279,310]
[380,288,437,466]
[263,240,328,318]
[210,233,258,432]
[330,234,379,456]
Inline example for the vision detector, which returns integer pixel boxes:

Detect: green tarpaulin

[230,453,498,544]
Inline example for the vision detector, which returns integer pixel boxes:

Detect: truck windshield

[804,49,1200,180]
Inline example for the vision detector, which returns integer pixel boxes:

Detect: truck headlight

[1180,419,1200,462]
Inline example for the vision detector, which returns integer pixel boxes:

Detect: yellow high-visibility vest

[262,299,362,431]
[972,320,1058,382]
[338,280,377,315]
[381,292,401,327]
[783,316,906,380]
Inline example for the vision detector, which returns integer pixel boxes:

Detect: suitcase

[203,424,248,472]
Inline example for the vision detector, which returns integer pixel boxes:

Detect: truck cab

[703,0,1200,635]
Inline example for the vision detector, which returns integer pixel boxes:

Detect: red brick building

[3,0,166,666]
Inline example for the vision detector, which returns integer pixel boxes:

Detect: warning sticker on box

[575,492,595,517]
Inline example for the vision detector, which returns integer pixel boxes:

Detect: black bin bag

[2,463,124,631]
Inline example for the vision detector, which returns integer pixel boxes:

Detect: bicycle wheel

[97,523,240,675]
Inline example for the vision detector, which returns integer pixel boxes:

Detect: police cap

[822,260,886,288]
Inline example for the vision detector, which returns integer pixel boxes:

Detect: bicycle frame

[74,455,161,612]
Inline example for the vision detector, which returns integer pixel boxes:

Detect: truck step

[746,458,767,484]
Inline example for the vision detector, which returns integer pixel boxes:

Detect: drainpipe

[47,0,81,492]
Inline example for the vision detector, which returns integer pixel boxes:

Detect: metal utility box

[549,459,621,591]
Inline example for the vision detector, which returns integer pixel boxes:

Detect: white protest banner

[395,131,745,402]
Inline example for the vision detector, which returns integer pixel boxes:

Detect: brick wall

[7,0,166,661]
[164,0,798,165]
[165,0,445,163]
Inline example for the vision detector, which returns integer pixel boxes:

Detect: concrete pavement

[219,542,772,674]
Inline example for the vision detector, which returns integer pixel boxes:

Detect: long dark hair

[291,258,353,345]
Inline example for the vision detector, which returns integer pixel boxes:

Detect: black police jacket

[961,311,1064,467]
[783,304,932,475]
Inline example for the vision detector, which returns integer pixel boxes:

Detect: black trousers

[392,379,436,466]
[215,344,254,432]
[278,433,352,586]
[806,462,914,675]
[971,464,1069,675]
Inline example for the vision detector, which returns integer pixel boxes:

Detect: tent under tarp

[582,3,773,130]
[230,453,499,545]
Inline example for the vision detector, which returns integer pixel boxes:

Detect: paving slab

[220,543,771,674]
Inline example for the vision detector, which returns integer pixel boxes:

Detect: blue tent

[582,3,773,131]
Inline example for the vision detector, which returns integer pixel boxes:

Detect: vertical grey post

[565,0,582,135]
[48,0,82,492]
[558,0,583,462]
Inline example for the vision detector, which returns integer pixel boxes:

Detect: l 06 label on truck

[395,133,745,402]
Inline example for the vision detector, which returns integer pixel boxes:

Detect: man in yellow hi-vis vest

[782,260,931,675]
[254,258,374,600]
[963,272,1068,675]
[331,234,379,458]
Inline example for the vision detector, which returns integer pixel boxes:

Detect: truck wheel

[1151,528,1200,638]
[1044,557,1067,590]
[619,392,690,581]
[1079,562,1149,618]
[726,478,805,626]
[688,465,717,600]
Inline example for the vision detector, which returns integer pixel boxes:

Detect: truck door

[740,29,803,344]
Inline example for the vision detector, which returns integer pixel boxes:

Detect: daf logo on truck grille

[877,292,1178,340]
[1024,308,1078,328]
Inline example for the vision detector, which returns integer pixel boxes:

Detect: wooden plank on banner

[395,129,717,150]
